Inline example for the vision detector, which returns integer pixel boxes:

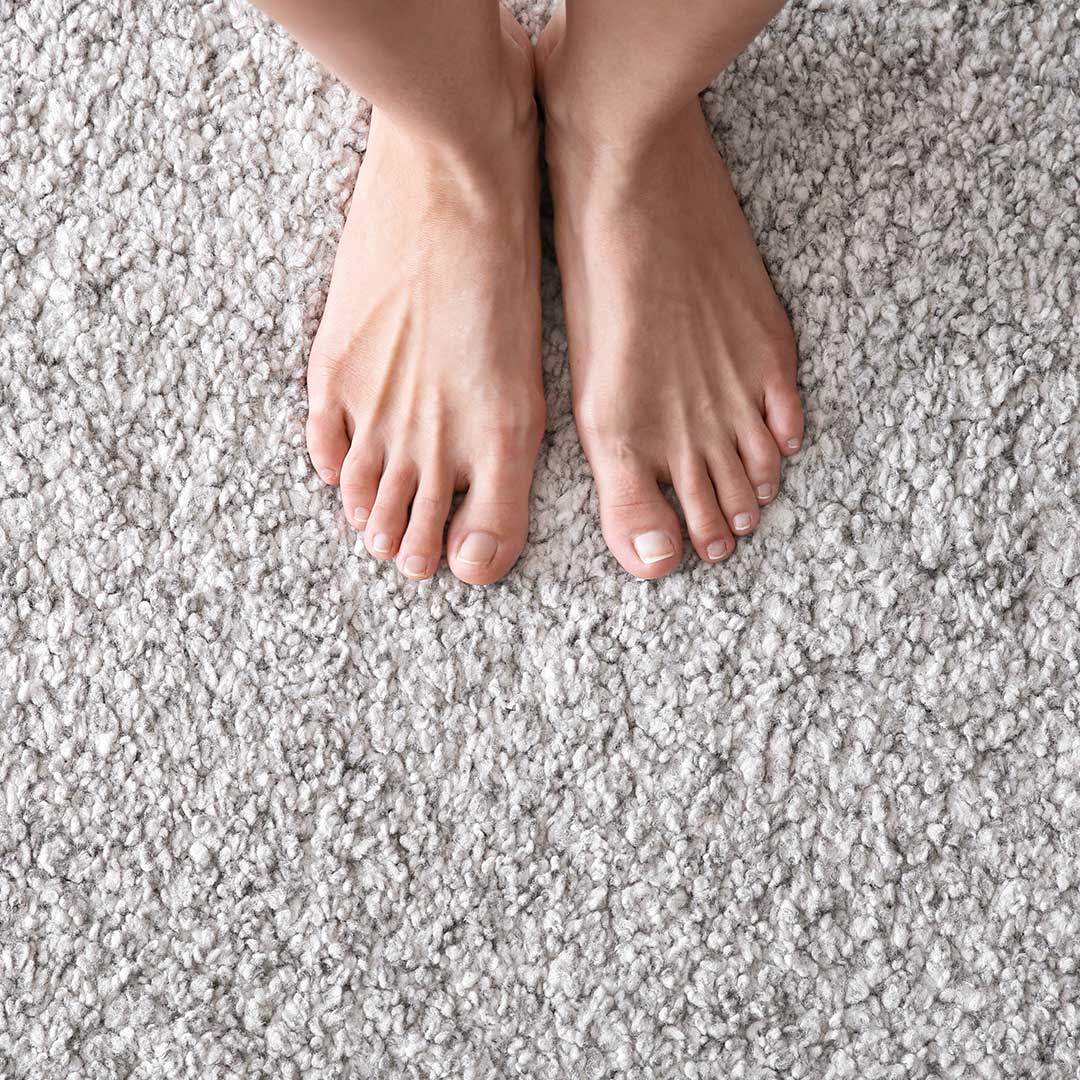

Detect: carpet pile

[2,0,1079,1075]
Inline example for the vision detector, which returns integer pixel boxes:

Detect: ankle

[542,87,704,175]
[538,47,699,167]
[376,22,537,171]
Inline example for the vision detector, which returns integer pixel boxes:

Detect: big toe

[446,459,533,586]
[591,451,683,579]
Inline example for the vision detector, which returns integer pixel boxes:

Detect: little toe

[338,440,383,530]
[306,406,350,487]
[709,447,760,538]
[363,464,417,560]
[396,476,453,581]
[592,453,683,579]
[446,459,532,586]
[763,375,805,457]
[737,421,782,506]
[673,457,735,563]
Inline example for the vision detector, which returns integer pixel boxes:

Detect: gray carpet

[3,0,1080,1076]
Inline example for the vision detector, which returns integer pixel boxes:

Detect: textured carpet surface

[3,0,1080,1076]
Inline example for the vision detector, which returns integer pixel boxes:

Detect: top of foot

[537,14,804,580]
[306,11,545,586]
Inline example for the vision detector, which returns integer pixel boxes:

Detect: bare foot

[306,11,544,585]
[537,11,804,579]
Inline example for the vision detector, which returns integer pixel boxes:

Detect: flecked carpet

[2,0,1079,1076]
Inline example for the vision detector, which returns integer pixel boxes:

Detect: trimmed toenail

[322,468,339,484]
[787,439,801,450]
[458,532,498,565]
[633,530,675,564]
[402,555,428,578]
[756,483,772,501]
[733,513,753,532]
[706,540,729,561]
[353,506,369,527]
[372,532,393,554]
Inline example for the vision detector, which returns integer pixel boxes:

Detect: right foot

[537,10,805,580]
[305,12,544,585]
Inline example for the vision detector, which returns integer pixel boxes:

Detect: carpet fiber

[3,0,1080,1076]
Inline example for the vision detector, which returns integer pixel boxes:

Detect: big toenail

[402,555,428,578]
[353,506,370,527]
[787,439,801,450]
[633,530,675,564]
[458,532,498,566]
[756,483,772,501]
[706,540,729,561]
[734,513,753,532]
[372,532,393,554]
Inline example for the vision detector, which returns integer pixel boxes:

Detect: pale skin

[251,0,805,583]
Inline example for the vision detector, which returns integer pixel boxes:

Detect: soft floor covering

[2,0,1079,1076]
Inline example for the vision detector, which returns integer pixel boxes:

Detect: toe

[396,474,453,581]
[338,439,383,530]
[736,420,782,507]
[591,450,683,579]
[363,464,417,560]
[306,406,350,487]
[672,456,735,563]
[709,445,760,539]
[446,458,532,586]
[763,375,804,457]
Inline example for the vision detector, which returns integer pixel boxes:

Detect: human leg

[252,0,545,584]
[537,1,804,579]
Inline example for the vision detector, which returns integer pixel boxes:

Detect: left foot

[305,10,544,585]
[537,15,805,579]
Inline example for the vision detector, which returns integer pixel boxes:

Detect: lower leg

[251,0,546,585]
[537,1,804,579]
[539,0,786,146]
[252,0,529,147]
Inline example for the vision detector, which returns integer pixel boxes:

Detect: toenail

[458,532,498,566]
[787,438,801,450]
[733,513,753,532]
[706,540,729,561]
[402,555,429,578]
[372,532,393,554]
[756,483,773,501]
[322,468,339,484]
[353,506,370,527]
[633,530,675,564]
